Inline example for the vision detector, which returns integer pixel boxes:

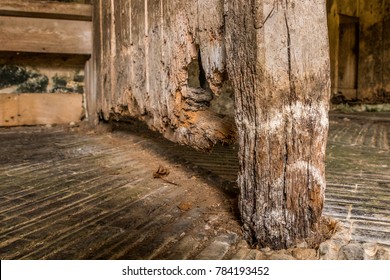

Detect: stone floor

[0,112,389,260]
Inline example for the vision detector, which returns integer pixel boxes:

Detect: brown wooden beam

[0,16,92,55]
[0,0,92,21]
[0,93,84,126]
[225,0,331,249]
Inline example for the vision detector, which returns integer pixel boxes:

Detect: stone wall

[327,0,390,104]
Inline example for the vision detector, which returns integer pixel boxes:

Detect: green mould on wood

[51,73,84,94]
[0,65,48,93]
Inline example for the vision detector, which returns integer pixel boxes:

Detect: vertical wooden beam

[225,0,331,249]
[85,58,98,125]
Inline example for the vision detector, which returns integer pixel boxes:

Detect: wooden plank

[85,58,98,125]
[0,93,84,126]
[0,94,18,126]
[0,16,92,54]
[0,1,92,21]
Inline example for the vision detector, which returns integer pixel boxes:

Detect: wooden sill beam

[0,0,92,21]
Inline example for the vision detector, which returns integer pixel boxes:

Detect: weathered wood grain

[84,58,97,125]
[0,0,92,21]
[94,0,331,249]
[93,0,235,150]
[225,0,331,249]
[0,16,92,54]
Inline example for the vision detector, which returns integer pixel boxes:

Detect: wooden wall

[0,93,83,126]
[93,0,236,150]
[0,0,92,54]
[0,0,93,126]
[327,0,390,103]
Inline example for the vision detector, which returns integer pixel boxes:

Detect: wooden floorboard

[0,113,389,259]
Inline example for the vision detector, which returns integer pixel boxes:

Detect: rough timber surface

[0,112,389,259]
[93,0,235,150]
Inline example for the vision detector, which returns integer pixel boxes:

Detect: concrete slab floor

[0,112,389,260]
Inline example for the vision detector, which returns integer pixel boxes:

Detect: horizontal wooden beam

[0,93,84,126]
[0,1,92,21]
[0,16,92,54]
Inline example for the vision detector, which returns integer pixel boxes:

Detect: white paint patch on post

[290,160,326,192]
[266,101,329,134]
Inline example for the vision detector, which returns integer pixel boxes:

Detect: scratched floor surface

[0,112,389,259]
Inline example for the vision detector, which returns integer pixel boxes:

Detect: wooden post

[225,0,331,249]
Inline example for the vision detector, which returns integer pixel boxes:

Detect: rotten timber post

[225,0,331,249]
[93,0,236,150]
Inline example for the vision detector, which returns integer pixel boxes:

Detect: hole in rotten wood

[198,49,208,90]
